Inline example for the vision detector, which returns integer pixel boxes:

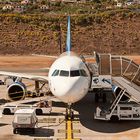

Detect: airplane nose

[51,77,89,103]
[53,79,76,96]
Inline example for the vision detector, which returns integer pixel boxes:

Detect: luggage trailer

[94,89,140,121]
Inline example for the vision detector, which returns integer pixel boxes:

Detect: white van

[12,109,38,134]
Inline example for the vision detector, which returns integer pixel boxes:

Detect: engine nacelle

[7,82,26,101]
[112,86,129,102]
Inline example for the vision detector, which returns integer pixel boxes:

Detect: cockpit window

[52,69,87,77]
[70,70,80,77]
[52,70,59,76]
[70,69,88,77]
[80,69,88,77]
[60,70,69,77]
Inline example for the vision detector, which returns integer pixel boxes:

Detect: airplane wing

[0,71,49,83]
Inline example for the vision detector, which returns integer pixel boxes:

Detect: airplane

[0,16,92,119]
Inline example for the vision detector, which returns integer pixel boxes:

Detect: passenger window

[70,70,80,77]
[80,69,88,77]
[52,70,59,76]
[60,70,69,77]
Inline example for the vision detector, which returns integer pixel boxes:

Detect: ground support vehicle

[94,89,140,121]
[1,100,52,115]
[12,109,38,134]
[2,104,32,115]
[33,100,52,115]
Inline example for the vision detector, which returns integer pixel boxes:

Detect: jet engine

[102,78,129,102]
[7,82,26,101]
[112,86,129,102]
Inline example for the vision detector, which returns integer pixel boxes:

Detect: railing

[98,54,140,86]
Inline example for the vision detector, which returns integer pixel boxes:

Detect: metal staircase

[108,89,126,117]
[98,54,140,102]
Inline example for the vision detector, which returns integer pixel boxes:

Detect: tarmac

[0,80,140,140]
[0,55,139,140]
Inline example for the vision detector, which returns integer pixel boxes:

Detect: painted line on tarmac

[66,119,73,140]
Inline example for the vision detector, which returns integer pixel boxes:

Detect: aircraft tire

[3,108,11,115]
[36,109,43,115]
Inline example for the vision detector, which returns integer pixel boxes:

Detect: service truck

[94,103,140,121]
[2,104,32,115]
[12,109,38,134]
[2,100,52,115]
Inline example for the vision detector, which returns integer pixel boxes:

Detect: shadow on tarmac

[52,101,66,108]
[0,123,9,127]
[72,92,140,133]
[19,128,54,137]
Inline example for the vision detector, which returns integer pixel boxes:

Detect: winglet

[66,16,71,53]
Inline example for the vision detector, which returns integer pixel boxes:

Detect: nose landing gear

[65,104,74,120]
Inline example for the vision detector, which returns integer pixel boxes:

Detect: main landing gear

[65,104,74,120]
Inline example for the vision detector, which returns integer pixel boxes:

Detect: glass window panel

[60,70,69,77]
[52,70,59,76]
[80,69,88,77]
[70,70,80,77]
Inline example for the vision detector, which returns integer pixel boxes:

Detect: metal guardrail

[99,54,140,86]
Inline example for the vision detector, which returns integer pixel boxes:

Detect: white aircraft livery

[0,16,91,111]
[48,52,91,103]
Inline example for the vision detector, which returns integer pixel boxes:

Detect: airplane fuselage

[48,52,91,104]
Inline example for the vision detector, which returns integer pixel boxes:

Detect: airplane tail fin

[66,16,71,53]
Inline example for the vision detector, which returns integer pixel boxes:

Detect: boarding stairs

[98,54,140,102]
